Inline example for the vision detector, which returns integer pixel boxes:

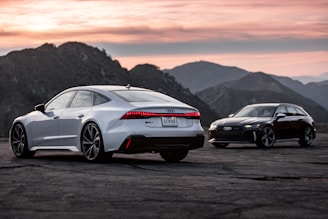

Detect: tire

[159,149,189,162]
[212,143,229,148]
[10,123,35,158]
[81,123,112,162]
[256,126,275,148]
[299,126,315,147]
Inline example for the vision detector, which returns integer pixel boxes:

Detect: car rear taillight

[120,111,200,119]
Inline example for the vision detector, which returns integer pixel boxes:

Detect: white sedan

[9,85,204,162]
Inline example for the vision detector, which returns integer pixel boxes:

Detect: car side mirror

[276,113,286,120]
[34,104,45,113]
[228,114,234,118]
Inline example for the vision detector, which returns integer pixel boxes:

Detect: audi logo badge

[223,126,233,131]
[166,109,175,113]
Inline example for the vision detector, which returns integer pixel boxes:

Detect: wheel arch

[10,120,33,150]
[78,119,103,151]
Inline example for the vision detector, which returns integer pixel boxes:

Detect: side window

[275,106,287,116]
[286,106,297,116]
[295,107,306,116]
[46,91,76,111]
[94,93,109,105]
[70,91,94,108]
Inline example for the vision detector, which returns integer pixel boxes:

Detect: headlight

[209,121,218,129]
[244,124,261,129]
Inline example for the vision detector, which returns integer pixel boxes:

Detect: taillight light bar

[121,111,200,119]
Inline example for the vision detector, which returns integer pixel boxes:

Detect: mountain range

[0,42,327,136]
[0,42,218,136]
[163,61,248,93]
[164,61,328,112]
[293,72,328,84]
[196,72,328,121]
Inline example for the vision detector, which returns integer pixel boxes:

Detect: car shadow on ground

[31,151,173,165]
[209,144,316,150]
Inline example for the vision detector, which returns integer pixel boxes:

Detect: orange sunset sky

[0,0,327,77]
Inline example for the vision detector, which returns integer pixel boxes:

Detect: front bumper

[118,135,205,154]
[208,128,258,144]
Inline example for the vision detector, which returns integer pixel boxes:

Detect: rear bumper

[118,135,205,153]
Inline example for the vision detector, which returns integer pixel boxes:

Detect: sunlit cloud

[115,51,328,77]
[0,0,327,76]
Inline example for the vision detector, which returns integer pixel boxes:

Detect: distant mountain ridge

[293,72,328,84]
[164,61,249,93]
[272,76,328,110]
[0,42,218,136]
[165,61,328,111]
[196,73,328,122]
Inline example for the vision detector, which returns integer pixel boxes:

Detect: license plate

[161,117,178,127]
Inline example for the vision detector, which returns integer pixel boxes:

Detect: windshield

[234,105,276,118]
[112,90,180,103]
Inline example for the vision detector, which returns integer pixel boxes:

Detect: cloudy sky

[0,0,327,76]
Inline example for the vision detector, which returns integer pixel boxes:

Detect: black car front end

[208,124,262,144]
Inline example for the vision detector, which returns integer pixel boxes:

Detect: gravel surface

[1,134,328,218]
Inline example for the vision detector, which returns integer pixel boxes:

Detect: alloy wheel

[299,126,314,146]
[81,123,102,161]
[11,123,35,158]
[257,126,275,148]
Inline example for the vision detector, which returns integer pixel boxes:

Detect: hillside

[164,61,249,93]
[196,73,328,122]
[164,61,328,111]
[0,42,218,136]
[129,64,218,125]
[273,75,328,110]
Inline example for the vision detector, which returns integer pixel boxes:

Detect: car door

[293,106,308,137]
[285,106,301,138]
[273,106,290,139]
[58,90,94,146]
[31,91,76,146]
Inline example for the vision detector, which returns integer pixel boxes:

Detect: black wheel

[10,123,35,158]
[299,126,315,147]
[159,149,189,162]
[256,126,275,148]
[81,123,112,162]
[212,143,229,148]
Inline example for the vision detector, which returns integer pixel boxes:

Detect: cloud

[0,0,327,76]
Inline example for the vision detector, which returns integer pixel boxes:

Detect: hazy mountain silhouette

[272,76,328,110]
[196,72,328,122]
[164,61,249,93]
[164,61,328,111]
[293,72,328,84]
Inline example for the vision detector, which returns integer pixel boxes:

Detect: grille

[214,126,243,140]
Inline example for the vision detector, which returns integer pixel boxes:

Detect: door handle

[78,114,84,118]
[53,116,59,119]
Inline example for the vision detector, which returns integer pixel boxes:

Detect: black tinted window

[275,106,287,115]
[286,106,298,116]
[295,107,307,116]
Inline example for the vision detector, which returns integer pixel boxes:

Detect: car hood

[213,117,272,126]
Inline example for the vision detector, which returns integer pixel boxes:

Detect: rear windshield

[112,90,180,103]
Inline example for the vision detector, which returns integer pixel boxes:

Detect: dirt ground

[0,133,328,219]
